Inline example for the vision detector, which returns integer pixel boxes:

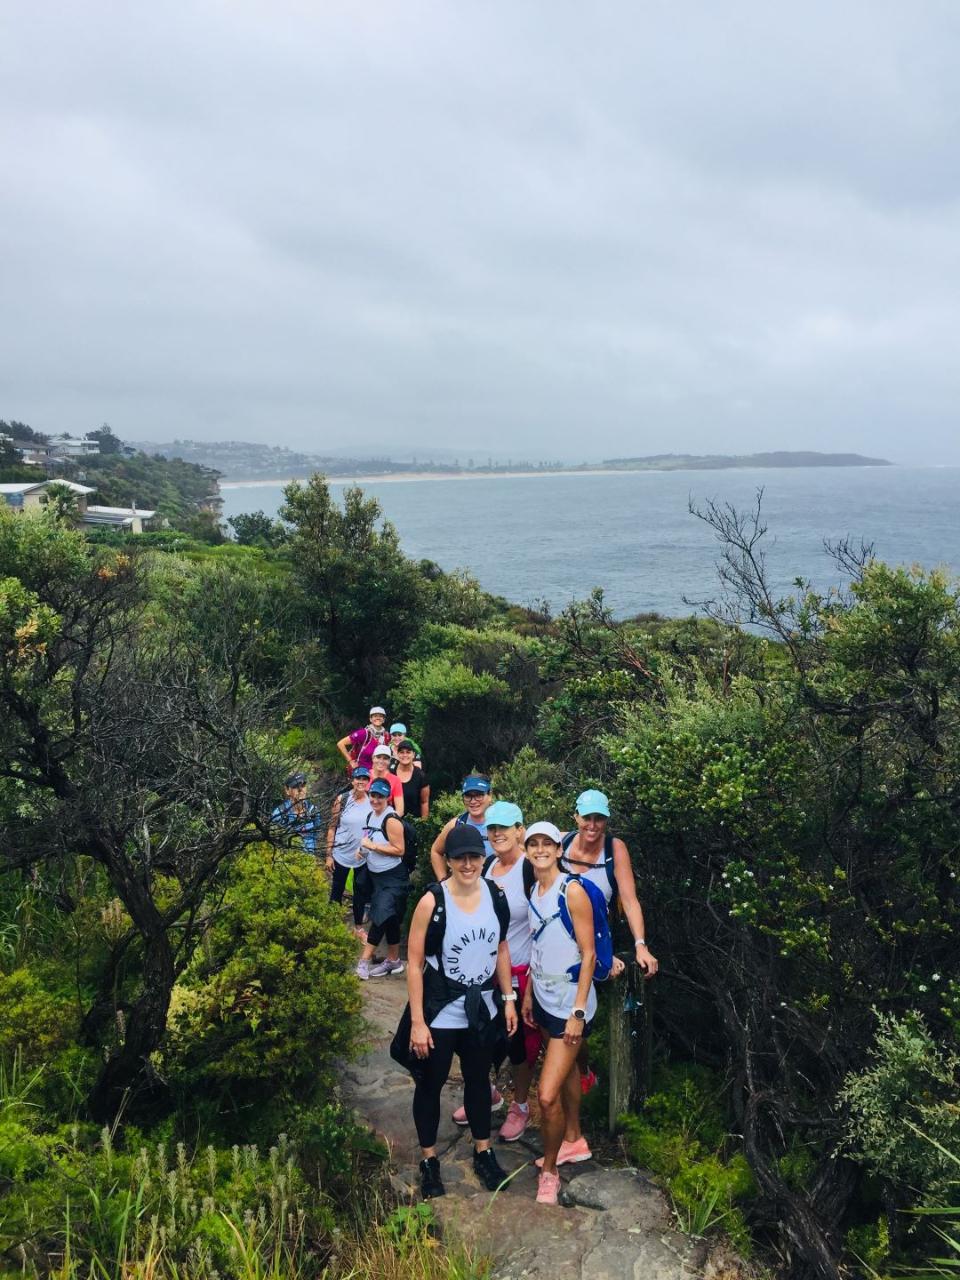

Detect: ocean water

[219,467,960,617]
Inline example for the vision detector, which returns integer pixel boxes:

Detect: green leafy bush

[841,1011,960,1209]
[620,1063,755,1253]
[0,968,77,1068]
[163,845,363,1117]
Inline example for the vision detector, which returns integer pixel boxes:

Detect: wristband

[502,992,518,1002]
[634,937,646,947]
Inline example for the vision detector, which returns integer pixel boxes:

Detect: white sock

[516,1101,529,1113]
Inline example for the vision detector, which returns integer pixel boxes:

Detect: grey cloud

[2,1,960,459]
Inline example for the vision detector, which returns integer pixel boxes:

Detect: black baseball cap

[284,771,307,788]
[446,825,486,858]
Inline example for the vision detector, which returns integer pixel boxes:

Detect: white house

[0,480,95,511]
[83,504,158,534]
[49,436,101,459]
[1,481,157,533]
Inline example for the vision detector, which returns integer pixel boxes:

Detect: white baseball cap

[524,821,562,845]
[372,745,392,757]
[369,705,386,716]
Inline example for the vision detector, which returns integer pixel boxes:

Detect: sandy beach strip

[219,468,639,489]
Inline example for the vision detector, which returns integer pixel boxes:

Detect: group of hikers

[271,704,658,1207]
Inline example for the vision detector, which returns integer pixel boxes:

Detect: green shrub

[621,1063,756,1253]
[163,845,363,1116]
[0,1124,331,1277]
[491,745,568,826]
[841,1011,960,1209]
[0,968,77,1068]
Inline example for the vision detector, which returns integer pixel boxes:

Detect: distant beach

[219,469,633,489]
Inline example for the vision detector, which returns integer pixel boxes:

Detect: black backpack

[366,811,418,873]
[424,878,510,958]
[481,853,536,897]
[399,816,418,872]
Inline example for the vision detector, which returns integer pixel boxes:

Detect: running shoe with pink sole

[536,1169,561,1204]
[497,1102,530,1142]
[452,1085,503,1125]
[535,1136,592,1167]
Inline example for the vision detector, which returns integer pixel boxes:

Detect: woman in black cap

[404,824,516,1199]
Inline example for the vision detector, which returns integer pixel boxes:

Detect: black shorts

[531,994,592,1041]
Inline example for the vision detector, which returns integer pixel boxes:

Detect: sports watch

[571,1007,586,1021]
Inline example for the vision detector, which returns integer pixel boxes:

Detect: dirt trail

[342,976,707,1280]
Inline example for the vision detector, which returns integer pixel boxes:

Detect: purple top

[349,726,390,770]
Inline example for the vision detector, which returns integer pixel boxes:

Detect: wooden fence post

[608,961,652,1133]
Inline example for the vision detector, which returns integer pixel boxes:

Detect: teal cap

[575,788,610,818]
[485,801,523,827]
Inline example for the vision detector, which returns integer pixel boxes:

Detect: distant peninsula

[130,441,892,483]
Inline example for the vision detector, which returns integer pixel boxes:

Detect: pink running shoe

[536,1169,561,1205]
[498,1102,530,1142]
[535,1137,592,1168]
[452,1085,503,1126]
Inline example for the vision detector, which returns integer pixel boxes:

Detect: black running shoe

[473,1147,509,1191]
[420,1156,445,1199]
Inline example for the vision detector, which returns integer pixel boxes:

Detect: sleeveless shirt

[426,881,501,1030]
[528,875,598,1023]
[484,857,531,971]
[330,792,369,868]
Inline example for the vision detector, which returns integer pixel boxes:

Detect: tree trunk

[86,839,176,1122]
[87,918,174,1122]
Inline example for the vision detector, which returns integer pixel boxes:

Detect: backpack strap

[455,810,469,826]
[424,884,446,961]
[485,853,536,900]
[527,878,564,942]
[560,832,618,898]
[485,878,510,942]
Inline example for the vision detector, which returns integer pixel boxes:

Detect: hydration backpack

[559,832,618,903]
[424,878,510,958]
[527,874,615,982]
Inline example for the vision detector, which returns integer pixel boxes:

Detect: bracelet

[634,937,646,947]
[502,992,518,1002]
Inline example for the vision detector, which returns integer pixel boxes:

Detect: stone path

[341,975,710,1280]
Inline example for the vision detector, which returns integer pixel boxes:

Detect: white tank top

[426,881,501,1030]
[528,875,598,1023]
[484,857,531,971]
[559,836,614,904]
[363,807,403,873]
[331,792,369,868]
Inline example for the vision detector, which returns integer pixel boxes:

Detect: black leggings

[328,863,368,926]
[493,1020,528,1072]
[367,916,400,946]
[413,1027,494,1148]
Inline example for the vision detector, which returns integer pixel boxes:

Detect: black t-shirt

[391,763,428,817]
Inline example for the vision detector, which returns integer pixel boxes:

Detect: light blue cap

[390,722,407,735]
[485,801,523,827]
[575,788,610,817]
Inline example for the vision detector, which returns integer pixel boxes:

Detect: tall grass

[899,1125,960,1279]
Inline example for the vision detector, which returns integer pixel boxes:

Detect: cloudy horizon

[2,2,960,464]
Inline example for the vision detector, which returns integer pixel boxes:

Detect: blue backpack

[528,874,615,982]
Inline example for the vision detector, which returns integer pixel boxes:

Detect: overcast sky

[2,2,959,463]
